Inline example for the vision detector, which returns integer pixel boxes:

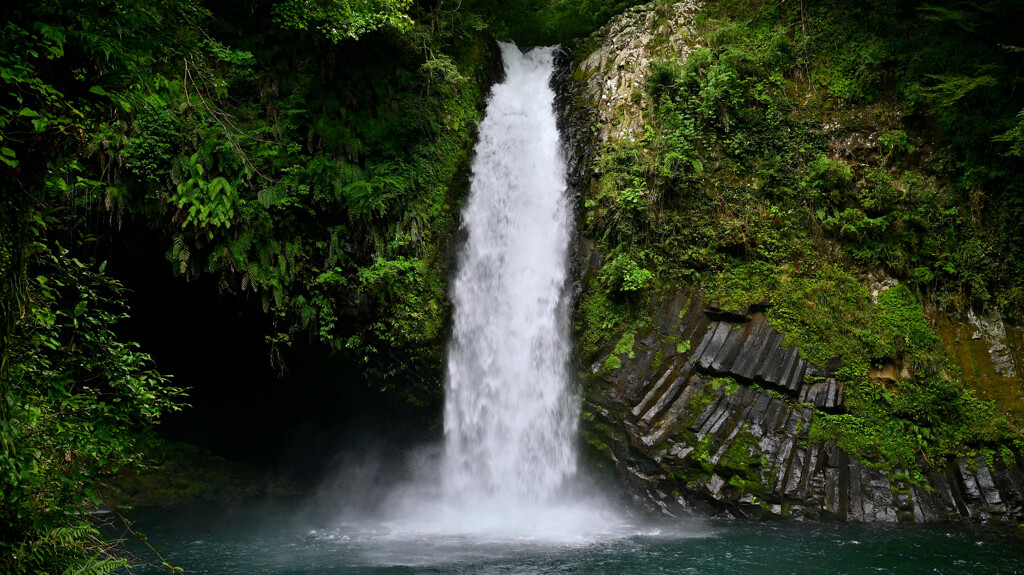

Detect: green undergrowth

[575,278,654,369]
[719,425,761,480]
[485,0,650,45]
[11,0,501,402]
[809,372,1017,479]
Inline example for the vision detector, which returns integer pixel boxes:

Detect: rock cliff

[563,0,1024,524]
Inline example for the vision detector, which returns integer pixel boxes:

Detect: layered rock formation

[583,288,1024,523]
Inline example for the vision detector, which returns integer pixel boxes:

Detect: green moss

[709,378,729,392]
[719,426,759,474]
[689,435,713,472]
[651,347,666,372]
[1000,445,1018,468]
[685,379,724,420]
[724,379,740,396]
[575,282,630,364]
[614,331,637,359]
[727,473,764,495]
[674,428,700,448]
[587,437,612,455]
[793,417,805,436]
[874,285,940,365]
[712,261,878,383]
[602,354,622,373]
[591,421,619,439]
[808,409,925,479]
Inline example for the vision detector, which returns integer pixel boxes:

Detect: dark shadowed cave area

[104,224,440,482]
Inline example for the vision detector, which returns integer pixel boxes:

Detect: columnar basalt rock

[582,287,1024,523]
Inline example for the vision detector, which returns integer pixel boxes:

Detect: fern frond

[62,557,129,575]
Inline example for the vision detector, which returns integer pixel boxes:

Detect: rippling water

[119,502,1024,574]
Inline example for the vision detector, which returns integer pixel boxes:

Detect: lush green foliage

[273,0,414,41]
[2,1,195,570]
[1,242,186,573]
[52,0,498,401]
[0,0,500,569]
[483,0,648,45]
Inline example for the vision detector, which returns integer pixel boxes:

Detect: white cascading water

[442,42,579,527]
[373,43,623,541]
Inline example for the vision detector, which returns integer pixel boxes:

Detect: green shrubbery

[0,0,504,569]
[484,0,650,45]
[2,241,186,573]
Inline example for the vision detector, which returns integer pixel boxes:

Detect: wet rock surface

[968,310,1019,379]
[933,307,1024,418]
[582,287,1024,524]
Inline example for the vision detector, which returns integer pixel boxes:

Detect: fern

[918,72,999,111]
[169,234,191,276]
[62,557,129,575]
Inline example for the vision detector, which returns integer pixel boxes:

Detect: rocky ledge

[583,287,1024,523]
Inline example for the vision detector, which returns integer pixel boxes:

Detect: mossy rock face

[933,309,1024,420]
[570,0,1024,524]
[574,0,703,145]
[580,287,1024,523]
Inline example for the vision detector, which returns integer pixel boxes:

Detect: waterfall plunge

[443,43,576,508]
[374,44,620,540]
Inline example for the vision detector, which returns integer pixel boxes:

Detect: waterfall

[378,43,618,539]
[443,43,577,512]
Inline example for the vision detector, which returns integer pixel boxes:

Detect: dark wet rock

[582,286,1024,525]
[798,377,845,411]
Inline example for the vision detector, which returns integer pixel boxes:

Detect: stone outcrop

[575,0,702,144]
[933,308,1024,416]
[967,310,1019,379]
[583,288,1024,523]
